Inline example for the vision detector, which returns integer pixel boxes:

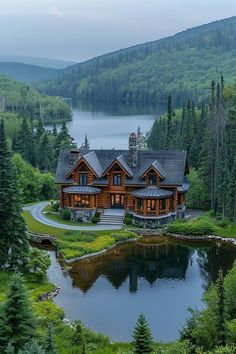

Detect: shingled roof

[55,148,187,186]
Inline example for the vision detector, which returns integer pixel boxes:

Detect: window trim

[113,173,122,186]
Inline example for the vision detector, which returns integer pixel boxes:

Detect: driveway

[23,202,122,231]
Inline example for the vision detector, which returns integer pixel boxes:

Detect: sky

[0,0,236,63]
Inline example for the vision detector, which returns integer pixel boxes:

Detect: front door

[110,194,125,209]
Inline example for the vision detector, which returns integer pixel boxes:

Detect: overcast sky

[0,0,235,63]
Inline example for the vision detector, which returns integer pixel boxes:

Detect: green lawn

[22,211,69,237]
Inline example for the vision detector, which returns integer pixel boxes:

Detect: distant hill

[36,16,236,106]
[0,75,72,123]
[0,62,57,83]
[0,55,75,69]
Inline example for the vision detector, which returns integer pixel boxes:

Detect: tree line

[147,78,236,221]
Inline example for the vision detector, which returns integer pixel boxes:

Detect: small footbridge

[27,231,56,246]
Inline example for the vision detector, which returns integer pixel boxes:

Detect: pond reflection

[47,238,236,342]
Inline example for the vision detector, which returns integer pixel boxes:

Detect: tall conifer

[0,119,29,268]
[133,314,153,354]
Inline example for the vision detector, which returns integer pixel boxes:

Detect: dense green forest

[147,77,236,222]
[0,62,57,83]
[0,75,72,123]
[37,17,236,106]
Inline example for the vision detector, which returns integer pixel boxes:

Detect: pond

[47,237,236,342]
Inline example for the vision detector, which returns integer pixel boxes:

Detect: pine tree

[35,119,45,144]
[54,121,76,156]
[37,133,54,171]
[18,340,45,354]
[84,134,90,149]
[0,119,30,268]
[43,325,57,354]
[52,124,57,137]
[215,269,227,346]
[15,116,36,166]
[0,274,37,352]
[132,314,153,354]
[5,342,15,354]
[165,94,173,148]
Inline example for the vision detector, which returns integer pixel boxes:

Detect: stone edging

[165,232,236,246]
[38,286,60,301]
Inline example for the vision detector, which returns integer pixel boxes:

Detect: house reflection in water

[68,239,192,293]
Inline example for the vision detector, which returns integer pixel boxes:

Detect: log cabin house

[55,133,189,226]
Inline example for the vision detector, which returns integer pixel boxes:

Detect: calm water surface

[47,101,164,149]
[47,238,236,342]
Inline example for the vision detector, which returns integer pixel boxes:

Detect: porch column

[156,199,160,216]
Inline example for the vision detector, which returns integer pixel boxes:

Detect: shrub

[168,218,217,236]
[124,216,133,225]
[92,216,100,224]
[61,209,71,220]
[52,201,59,212]
[112,231,136,242]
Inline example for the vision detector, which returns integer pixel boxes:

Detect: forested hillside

[147,77,236,221]
[37,17,236,106]
[0,62,57,83]
[0,75,71,123]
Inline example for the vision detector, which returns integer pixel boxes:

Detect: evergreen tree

[43,325,57,354]
[35,119,45,144]
[0,274,37,352]
[54,121,76,156]
[18,340,45,354]
[215,269,227,345]
[0,119,30,268]
[37,133,54,171]
[52,124,57,137]
[15,116,36,166]
[132,314,153,354]
[165,94,173,148]
[84,134,90,149]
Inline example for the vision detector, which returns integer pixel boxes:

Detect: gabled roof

[140,159,166,179]
[55,149,187,186]
[102,154,133,177]
[66,151,103,179]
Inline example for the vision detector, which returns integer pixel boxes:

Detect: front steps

[98,209,125,225]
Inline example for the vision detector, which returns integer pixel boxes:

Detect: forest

[0,75,72,123]
[147,76,236,222]
[36,17,236,106]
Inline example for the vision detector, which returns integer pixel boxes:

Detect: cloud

[48,5,64,18]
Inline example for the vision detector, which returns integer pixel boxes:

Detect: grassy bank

[23,210,137,260]
[168,214,236,238]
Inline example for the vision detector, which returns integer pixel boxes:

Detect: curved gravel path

[23,202,122,231]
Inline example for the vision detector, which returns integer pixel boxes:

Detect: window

[148,174,157,185]
[160,199,166,210]
[137,198,143,210]
[74,195,90,208]
[79,173,88,185]
[113,174,121,186]
[147,199,156,211]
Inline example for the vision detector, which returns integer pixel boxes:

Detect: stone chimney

[128,132,138,167]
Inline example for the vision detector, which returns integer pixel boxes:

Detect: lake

[47,237,236,342]
[48,101,165,149]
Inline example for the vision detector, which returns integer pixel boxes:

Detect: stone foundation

[132,213,176,229]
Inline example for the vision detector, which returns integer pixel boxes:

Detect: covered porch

[131,187,173,218]
[63,186,101,209]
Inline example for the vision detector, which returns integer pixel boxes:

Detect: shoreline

[58,231,236,263]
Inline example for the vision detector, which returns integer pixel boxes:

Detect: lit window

[113,174,121,186]
[74,195,90,208]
